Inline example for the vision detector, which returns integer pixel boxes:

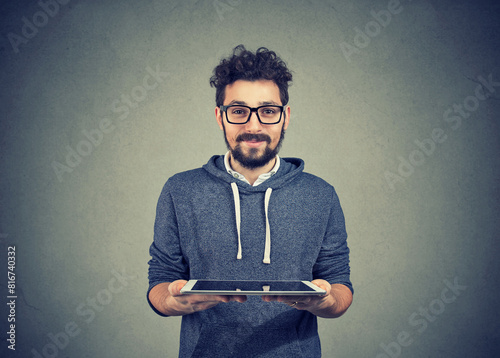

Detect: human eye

[231,107,249,116]
[260,106,278,116]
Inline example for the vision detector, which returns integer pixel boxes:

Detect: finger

[210,294,243,303]
[311,279,331,296]
[278,295,305,304]
[281,296,315,308]
[229,295,247,303]
[196,294,230,303]
[218,295,232,303]
[169,280,188,296]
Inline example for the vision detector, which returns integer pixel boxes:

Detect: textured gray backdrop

[1,0,499,357]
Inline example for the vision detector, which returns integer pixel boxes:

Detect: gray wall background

[1,0,499,357]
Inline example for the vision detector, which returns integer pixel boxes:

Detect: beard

[223,122,286,170]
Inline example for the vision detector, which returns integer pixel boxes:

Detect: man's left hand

[261,279,333,312]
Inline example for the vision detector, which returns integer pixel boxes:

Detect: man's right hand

[149,280,247,316]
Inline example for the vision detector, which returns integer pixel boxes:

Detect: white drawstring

[263,188,273,264]
[231,182,242,260]
[230,183,273,264]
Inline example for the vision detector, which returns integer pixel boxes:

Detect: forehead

[224,80,281,105]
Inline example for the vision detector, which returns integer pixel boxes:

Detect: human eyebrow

[258,101,281,106]
[226,100,281,106]
[227,100,248,106]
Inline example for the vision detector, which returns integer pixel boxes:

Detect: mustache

[236,133,271,144]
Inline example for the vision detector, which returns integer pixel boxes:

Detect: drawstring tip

[263,258,271,264]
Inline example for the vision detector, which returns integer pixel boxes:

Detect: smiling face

[215,79,291,170]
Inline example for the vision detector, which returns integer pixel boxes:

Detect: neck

[229,155,277,186]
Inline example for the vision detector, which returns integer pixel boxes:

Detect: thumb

[311,279,331,295]
[169,280,187,296]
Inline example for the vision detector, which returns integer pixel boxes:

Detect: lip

[242,140,266,148]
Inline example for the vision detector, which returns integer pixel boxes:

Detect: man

[147,45,353,357]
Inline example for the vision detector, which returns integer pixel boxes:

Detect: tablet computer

[180,280,326,296]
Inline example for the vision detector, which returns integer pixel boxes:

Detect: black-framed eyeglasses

[220,105,286,125]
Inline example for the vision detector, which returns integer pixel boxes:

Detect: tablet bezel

[180,279,327,296]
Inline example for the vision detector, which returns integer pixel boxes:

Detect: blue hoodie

[148,155,352,357]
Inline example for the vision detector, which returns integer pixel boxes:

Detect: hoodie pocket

[190,323,305,358]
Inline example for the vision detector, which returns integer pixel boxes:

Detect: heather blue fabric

[148,155,352,357]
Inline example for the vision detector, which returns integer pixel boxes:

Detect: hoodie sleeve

[147,180,190,316]
[312,186,353,294]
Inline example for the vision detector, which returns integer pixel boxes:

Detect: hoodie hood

[202,155,304,263]
[202,155,305,192]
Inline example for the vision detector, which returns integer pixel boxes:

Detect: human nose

[244,111,262,131]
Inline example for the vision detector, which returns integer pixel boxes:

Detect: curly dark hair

[210,45,293,107]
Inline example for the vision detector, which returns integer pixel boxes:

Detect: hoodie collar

[223,151,281,187]
[203,155,304,192]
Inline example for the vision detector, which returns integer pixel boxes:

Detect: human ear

[283,105,291,130]
[215,107,224,131]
